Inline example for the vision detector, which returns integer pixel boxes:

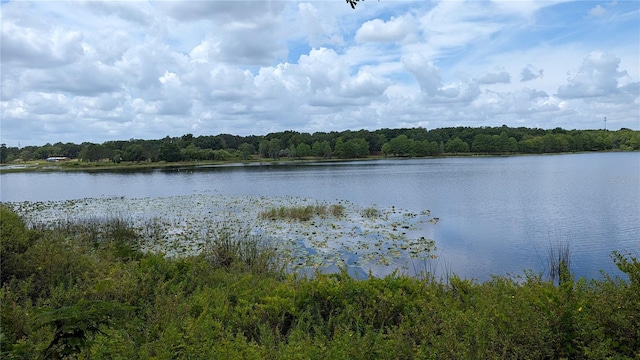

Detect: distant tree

[296,143,312,158]
[0,144,7,163]
[238,143,254,160]
[111,150,123,163]
[258,140,269,159]
[498,132,518,153]
[445,137,469,153]
[333,138,347,158]
[416,140,440,156]
[519,136,544,153]
[334,137,369,158]
[80,144,108,162]
[386,135,416,157]
[123,144,145,162]
[181,144,202,161]
[351,138,370,158]
[312,141,332,158]
[159,142,182,162]
[471,134,494,153]
[268,138,281,160]
[213,150,232,161]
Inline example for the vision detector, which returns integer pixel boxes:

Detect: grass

[2,205,639,359]
[259,203,345,221]
[548,241,572,286]
[200,221,282,275]
[362,206,381,218]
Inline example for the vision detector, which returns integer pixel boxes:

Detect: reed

[548,241,572,285]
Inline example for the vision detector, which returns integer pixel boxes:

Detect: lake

[2,152,639,281]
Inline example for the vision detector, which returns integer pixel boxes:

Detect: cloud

[402,53,442,96]
[557,51,634,99]
[355,14,417,43]
[589,5,607,17]
[1,21,84,68]
[83,1,151,25]
[475,70,511,84]
[520,64,544,82]
[0,1,638,146]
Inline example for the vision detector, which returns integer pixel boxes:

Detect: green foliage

[312,140,332,158]
[158,141,182,162]
[444,137,470,153]
[0,205,34,284]
[333,137,370,158]
[4,127,638,167]
[38,300,135,359]
[2,207,639,359]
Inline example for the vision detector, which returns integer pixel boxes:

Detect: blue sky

[1,0,639,146]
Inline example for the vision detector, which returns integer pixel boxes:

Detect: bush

[2,206,640,358]
[0,205,34,284]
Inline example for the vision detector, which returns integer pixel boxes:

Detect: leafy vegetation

[1,205,639,358]
[2,126,638,168]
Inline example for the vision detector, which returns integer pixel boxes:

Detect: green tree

[519,136,544,153]
[416,140,440,156]
[350,138,370,158]
[386,135,416,157]
[79,144,107,162]
[498,132,518,153]
[181,143,202,161]
[213,150,232,161]
[258,140,269,158]
[268,138,281,160]
[333,137,347,158]
[471,134,494,153]
[296,143,312,158]
[239,143,254,160]
[123,144,145,162]
[159,142,182,162]
[312,141,332,158]
[445,137,469,153]
[111,149,123,163]
[0,144,7,163]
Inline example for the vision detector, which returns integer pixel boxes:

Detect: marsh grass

[260,203,345,221]
[201,221,282,276]
[548,241,572,285]
[362,206,381,218]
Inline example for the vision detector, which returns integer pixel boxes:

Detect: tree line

[1,126,638,164]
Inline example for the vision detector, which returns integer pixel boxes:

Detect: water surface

[2,152,638,281]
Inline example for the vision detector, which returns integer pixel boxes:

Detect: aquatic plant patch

[4,194,437,277]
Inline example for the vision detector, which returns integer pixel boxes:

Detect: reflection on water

[2,152,639,281]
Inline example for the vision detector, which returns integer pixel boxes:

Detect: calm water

[2,152,639,281]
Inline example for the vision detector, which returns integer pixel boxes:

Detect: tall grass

[201,222,282,276]
[362,206,381,218]
[260,203,345,221]
[548,241,572,285]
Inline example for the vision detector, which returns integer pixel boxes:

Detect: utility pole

[604,116,607,131]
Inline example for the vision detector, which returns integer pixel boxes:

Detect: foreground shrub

[1,207,639,359]
[0,205,34,284]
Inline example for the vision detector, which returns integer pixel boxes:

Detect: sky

[1,0,639,147]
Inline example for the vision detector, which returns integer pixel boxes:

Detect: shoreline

[0,149,634,174]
